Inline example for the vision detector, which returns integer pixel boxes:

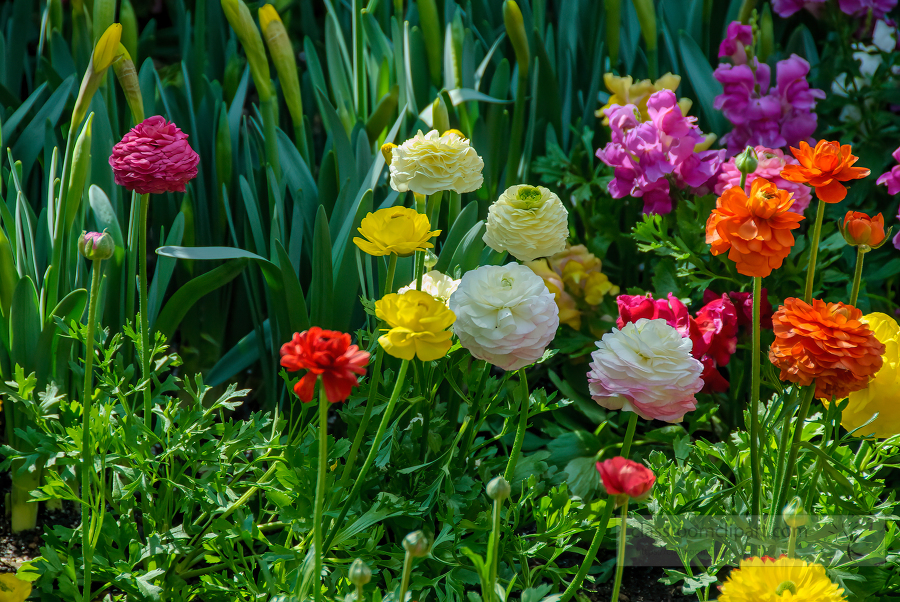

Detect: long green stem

[559,412,639,602]
[787,526,798,558]
[339,349,384,488]
[457,362,491,470]
[503,370,529,483]
[850,247,865,306]
[609,502,629,602]
[138,192,152,425]
[773,386,815,517]
[488,497,503,602]
[384,253,398,296]
[353,0,366,118]
[81,258,103,602]
[769,387,799,530]
[323,360,410,553]
[314,387,329,602]
[749,276,762,524]
[398,550,414,602]
[804,200,825,303]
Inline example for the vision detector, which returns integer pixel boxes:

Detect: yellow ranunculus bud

[221,0,272,101]
[836,313,900,438]
[375,290,456,361]
[258,3,281,31]
[112,45,144,124]
[353,207,441,257]
[92,23,123,72]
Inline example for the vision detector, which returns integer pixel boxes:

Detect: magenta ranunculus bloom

[596,90,722,214]
[109,116,200,195]
[715,146,812,213]
[719,21,753,63]
[714,55,824,156]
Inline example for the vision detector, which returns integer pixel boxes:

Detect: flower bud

[72,23,123,128]
[112,45,144,124]
[221,0,273,101]
[78,231,115,261]
[423,250,438,270]
[503,1,530,74]
[66,114,93,231]
[432,95,450,137]
[486,476,511,502]
[782,496,808,529]
[443,129,465,139]
[259,4,304,131]
[841,211,887,251]
[402,531,430,558]
[349,558,371,586]
[381,143,397,166]
[735,146,759,176]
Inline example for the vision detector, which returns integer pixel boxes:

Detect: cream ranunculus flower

[588,318,704,423]
[397,270,461,307]
[389,130,484,195]
[483,185,569,262]
[449,263,559,371]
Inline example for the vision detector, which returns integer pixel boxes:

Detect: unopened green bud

[423,250,438,270]
[120,0,139,61]
[66,114,93,231]
[503,1,530,74]
[432,96,450,138]
[221,0,273,101]
[112,45,144,124]
[78,231,115,261]
[783,497,808,528]
[735,146,759,176]
[349,558,371,586]
[402,531,430,558]
[259,4,304,130]
[632,0,658,52]
[486,476,511,502]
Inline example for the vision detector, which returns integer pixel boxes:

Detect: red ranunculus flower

[695,294,739,367]
[109,115,200,194]
[596,457,656,502]
[702,289,773,329]
[280,327,370,403]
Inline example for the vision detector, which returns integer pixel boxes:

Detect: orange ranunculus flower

[842,211,886,248]
[706,178,805,278]
[781,140,870,203]
[769,298,885,400]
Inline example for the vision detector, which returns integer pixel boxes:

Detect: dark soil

[0,469,80,572]
[581,566,699,602]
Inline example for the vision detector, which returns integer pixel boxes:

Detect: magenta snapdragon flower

[596,90,722,214]
[714,55,825,156]
[718,22,753,64]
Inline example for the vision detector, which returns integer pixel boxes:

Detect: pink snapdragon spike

[714,55,824,156]
[718,21,753,64]
[109,116,200,194]
[839,0,897,18]
[596,90,722,214]
[877,147,900,195]
[715,146,812,213]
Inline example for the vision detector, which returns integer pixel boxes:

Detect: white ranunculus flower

[873,19,897,53]
[483,185,569,262]
[449,263,559,371]
[397,270,461,307]
[587,318,704,423]
[389,130,484,195]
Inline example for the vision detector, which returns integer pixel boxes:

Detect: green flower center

[514,186,544,209]
[775,580,797,596]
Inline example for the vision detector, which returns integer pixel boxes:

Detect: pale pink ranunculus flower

[715,146,812,214]
[587,318,704,423]
[109,115,200,194]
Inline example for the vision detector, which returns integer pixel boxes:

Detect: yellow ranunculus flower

[583,272,619,306]
[597,72,682,124]
[838,312,900,438]
[353,207,441,257]
[375,290,456,361]
[719,556,844,602]
[92,23,123,72]
[0,573,32,602]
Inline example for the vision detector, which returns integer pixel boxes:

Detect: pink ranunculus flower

[588,318,704,422]
[616,293,709,358]
[109,116,200,194]
[715,146,812,213]
[719,21,754,64]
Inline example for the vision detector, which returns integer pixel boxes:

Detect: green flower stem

[323,359,410,553]
[850,247,865,306]
[457,362,491,469]
[559,411,639,602]
[384,253,398,295]
[125,191,140,328]
[353,0,367,118]
[339,348,384,489]
[773,385,815,519]
[314,387,329,602]
[356,583,365,602]
[138,192,153,425]
[261,96,281,180]
[609,501,629,602]
[804,200,826,303]
[487,495,502,602]
[81,258,103,602]
[749,276,762,525]
[787,526,798,558]
[398,548,414,602]
[502,369,530,483]
[768,386,799,532]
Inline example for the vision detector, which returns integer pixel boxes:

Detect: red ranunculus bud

[595,456,656,503]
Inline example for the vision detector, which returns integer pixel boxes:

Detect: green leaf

[148,213,185,326]
[0,227,17,318]
[10,75,75,180]
[447,220,486,277]
[10,277,41,374]
[434,201,479,274]
[88,185,124,248]
[35,288,87,387]
[309,206,334,328]
[274,241,309,334]
[564,456,601,499]
[206,321,270,387]
[677,32,727,136]
[154,259,249,340]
